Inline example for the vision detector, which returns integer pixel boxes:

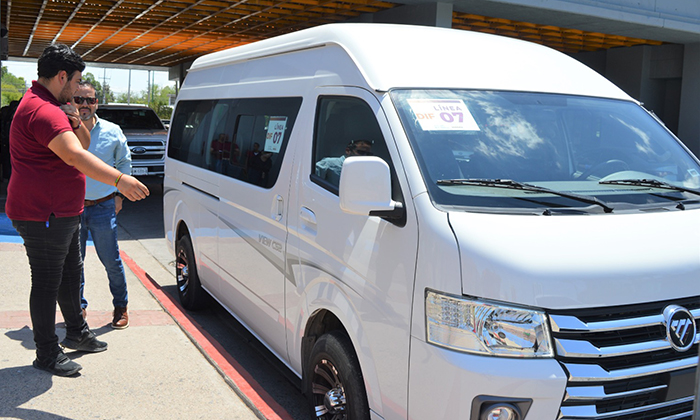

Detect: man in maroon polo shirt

[7,44,150,376]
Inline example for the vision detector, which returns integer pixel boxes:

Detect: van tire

[175,235,207,310]
[306,331,370,420]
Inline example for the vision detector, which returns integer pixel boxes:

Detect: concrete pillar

[605,45,648,102]
[647,44,684,136]
[604,44,685,138]
[169,61,192,92]
[678,43,700,156]
[350,3,453,28]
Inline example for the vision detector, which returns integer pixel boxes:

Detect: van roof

[189,23,632,101]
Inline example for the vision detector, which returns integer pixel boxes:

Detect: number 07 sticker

[407,99,480,131]
[264,116,288,153]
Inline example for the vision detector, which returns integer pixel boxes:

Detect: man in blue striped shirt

[73,81,131,329]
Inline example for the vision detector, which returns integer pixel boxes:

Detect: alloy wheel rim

[312,359,347,419]
[176,248,190,294]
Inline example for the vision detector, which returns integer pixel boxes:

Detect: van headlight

[425,290,553,358]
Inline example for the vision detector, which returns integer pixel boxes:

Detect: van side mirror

[339,157,403,219]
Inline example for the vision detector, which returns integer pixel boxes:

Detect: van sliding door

[215,97,302,360]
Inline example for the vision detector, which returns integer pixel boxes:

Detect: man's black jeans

[12,214,89,362]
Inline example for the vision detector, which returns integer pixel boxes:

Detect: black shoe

[60,330,108,353]
[33,351,82,376]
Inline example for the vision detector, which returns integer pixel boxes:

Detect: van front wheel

[175,235,207,310]
[306,331,370,420]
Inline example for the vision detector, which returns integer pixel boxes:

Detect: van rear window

[167,97,302,188]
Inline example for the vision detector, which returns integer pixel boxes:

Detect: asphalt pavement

[0,178,308,420]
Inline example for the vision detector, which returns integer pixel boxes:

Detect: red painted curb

[120,250,295,420]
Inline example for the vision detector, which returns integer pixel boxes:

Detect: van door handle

[300,207,317,226]
[275,195,284,221]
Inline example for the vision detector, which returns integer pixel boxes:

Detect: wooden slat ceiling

[3,0,398,67]
[452,12,664,54]
[2,0,664,68]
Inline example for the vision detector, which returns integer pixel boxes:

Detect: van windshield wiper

[437,178,613,213]
[599,178,700,197]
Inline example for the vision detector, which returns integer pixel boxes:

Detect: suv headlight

[426,290,553,358]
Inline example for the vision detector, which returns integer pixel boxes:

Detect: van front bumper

[407,336,567,420]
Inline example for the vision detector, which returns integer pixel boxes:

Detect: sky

[3,59,175,98]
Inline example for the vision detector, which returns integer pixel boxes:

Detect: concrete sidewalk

[0,212,261,419]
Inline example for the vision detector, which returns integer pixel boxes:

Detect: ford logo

[663,305,697,352]
[131,146,147,154]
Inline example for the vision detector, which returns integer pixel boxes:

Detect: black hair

[78,80,96,91]
[346,139,372,152]
[37,44,85,80]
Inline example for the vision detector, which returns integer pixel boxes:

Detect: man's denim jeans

[12,215,88,362]
[80,198,128,308]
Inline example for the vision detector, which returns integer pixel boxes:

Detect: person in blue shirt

[72,81,131,329]
[315,139,372,187]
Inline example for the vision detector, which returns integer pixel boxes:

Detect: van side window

[168,97,302,188]
[312,96,394,195]
[168,100,223,168]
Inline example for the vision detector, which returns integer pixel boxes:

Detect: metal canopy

[2,0,664,69]
[4,0,397,67]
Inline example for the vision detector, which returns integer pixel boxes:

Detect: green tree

[148,84,175,120]
[1,66,27,107]
[112,84,175,120]
[113,91,147,105]
[81,72,115,104]
[114,92,130,103]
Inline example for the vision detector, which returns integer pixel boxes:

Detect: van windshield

[391,89,700,213]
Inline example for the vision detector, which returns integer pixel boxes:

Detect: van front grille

[550,297,699,420]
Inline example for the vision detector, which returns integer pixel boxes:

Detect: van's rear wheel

[306,331,370,420]
[175,235,207,310]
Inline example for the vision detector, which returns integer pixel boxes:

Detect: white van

[163,23,699,420]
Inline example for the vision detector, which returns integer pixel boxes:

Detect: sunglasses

[73,96,97,105]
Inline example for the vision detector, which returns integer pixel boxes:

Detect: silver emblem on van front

[663,305,696,352]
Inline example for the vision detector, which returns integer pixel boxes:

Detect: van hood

[449,210,700,310]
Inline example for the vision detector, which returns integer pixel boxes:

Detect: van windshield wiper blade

[437,178,613,213]
[599,178,700,197]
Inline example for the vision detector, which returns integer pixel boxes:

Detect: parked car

[96,104,167,179]
[164,23,700,420]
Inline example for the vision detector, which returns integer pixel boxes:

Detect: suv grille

[550,297,699,420]
[129,140,165,161]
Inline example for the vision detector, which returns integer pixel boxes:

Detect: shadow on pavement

[157,283,309,420]
[0,365,77,420]
[116,180,165,241]
[5,326,35,350]
[1,327,77,420]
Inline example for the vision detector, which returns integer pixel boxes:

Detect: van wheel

[306,331,370,420]
[175,235,207,310]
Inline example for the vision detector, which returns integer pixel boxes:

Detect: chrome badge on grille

[663,305,696,352]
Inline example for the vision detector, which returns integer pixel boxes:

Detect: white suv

[96,104,167,178]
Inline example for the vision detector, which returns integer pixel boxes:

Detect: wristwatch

[72,119,81,130]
